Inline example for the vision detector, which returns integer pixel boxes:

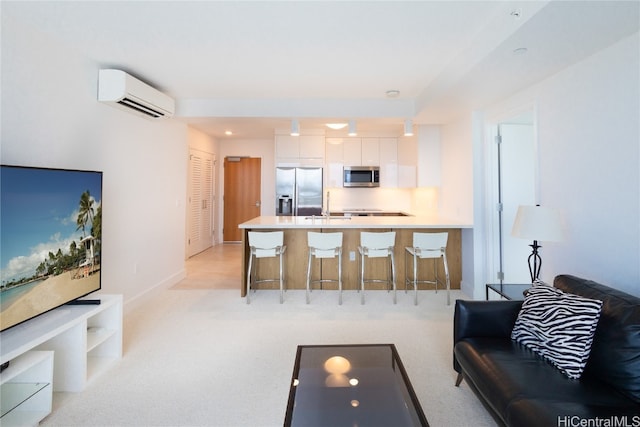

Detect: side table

[485,283,531,301]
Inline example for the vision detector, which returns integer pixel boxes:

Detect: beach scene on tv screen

[0,166,102,331]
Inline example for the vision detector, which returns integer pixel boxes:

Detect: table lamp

[511,205,564,282]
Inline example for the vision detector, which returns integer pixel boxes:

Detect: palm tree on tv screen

[76,190,94,238]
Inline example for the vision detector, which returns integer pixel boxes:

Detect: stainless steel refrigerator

[276,167,323,216]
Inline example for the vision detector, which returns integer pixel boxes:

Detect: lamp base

[527,240,542,283]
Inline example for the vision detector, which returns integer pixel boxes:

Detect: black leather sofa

[453,275,640,426]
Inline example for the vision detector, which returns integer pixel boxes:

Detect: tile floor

[172,243,243,290]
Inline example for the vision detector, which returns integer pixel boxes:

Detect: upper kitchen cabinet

[300,135,325,159]
[416,125,441,187]
[325,138,344,187]
[379,137,398,187]
[361,138,380,166]
[275,133,325,166]
[397,135,417,187]
[325,136,402,188]
[343,138,362,166]
[343,138,380,166]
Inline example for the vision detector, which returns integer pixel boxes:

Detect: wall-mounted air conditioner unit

[98,69,175,119]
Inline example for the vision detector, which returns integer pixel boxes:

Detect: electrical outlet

[349,251,356,261]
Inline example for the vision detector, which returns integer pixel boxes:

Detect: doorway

[489,114,536,284]
[223,157,261,242]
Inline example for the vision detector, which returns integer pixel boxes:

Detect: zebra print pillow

[511,285,603,379]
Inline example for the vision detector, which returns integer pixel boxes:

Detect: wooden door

[223,157,261,242]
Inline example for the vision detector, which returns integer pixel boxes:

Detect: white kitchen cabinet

[397,135,418,187]
[379,137,398,187]
[342,138,362,166]
[276,134,324,166]
[276,135,299,159]
[416,126,441,187]
[325,138,344,188]
[342,137,380,166]
[361,138,380,166]
[299,135,325,159]
[379,138,398,163]
[326,136,399,187]
[325,138,344,162]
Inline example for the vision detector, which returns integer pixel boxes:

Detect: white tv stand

[0,294,122,425]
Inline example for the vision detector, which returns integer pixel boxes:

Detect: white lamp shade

[511,205,564,242]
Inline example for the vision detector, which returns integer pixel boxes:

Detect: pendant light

[348,120,357,136]
[290,119,300,136]
[403,119,414,136]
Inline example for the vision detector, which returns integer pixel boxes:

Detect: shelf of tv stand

[0,294,123,393]
[0,350,53,426]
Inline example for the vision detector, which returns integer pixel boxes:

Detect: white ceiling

[3,1,639,139]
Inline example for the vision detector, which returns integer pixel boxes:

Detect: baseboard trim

[123,269,187,315]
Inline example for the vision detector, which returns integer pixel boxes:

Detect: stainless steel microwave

[343,166,380,187]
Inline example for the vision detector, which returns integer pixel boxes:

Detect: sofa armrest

[453,299,523,374]
[454,299,523,344]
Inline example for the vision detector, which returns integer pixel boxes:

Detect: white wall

[535,33,639,294]
[440,120,474,223]
[477,32,640,296]
[1,14,189,309]
[188,127,218,154]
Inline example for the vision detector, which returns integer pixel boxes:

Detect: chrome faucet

[324,191,331,217]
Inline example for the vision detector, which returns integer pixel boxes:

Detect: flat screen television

[0,165,103,332]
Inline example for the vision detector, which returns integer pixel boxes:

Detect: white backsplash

[411,187,439,216]
[324,187,438,216]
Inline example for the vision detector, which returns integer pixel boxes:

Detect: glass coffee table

[284,344,429,427]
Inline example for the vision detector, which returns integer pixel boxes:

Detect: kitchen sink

[338,211,410,217]
[304,216,351,220]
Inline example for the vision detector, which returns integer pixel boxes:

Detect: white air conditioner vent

[98,69,175,119]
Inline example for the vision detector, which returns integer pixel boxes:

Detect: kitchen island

[238,215,472,298]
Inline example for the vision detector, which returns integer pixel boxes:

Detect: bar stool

[404,232,450,305]
[358,231,397,305]
[306,231,343,304]
[246,231,286,304]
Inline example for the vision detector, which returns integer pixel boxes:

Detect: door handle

[255,201,261,207]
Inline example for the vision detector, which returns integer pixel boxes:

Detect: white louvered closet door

[188,149,215,257]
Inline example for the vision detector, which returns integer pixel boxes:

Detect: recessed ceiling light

[386,90,400,98]
[326,123,348,130]
[225,130,233,136]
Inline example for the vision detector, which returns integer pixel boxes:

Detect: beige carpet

[42,245,497,427]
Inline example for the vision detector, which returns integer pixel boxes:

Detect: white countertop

[239,215,473,229]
